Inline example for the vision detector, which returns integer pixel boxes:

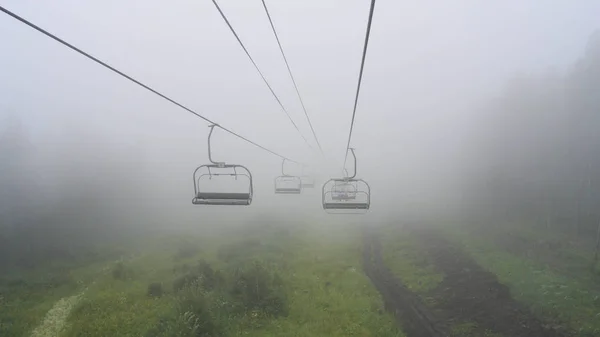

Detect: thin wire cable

[343,0,377,169]
[0,5,303,165]
[260,0,325,157]
[210,0,313,152]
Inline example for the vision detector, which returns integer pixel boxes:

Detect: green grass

[380,224,443,294]
[56,223,404,337]
[0,256,113,336]
[446,228,600,337]
[244,224,403,337]
[65,235,211,336]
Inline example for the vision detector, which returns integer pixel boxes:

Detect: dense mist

[2,0,600,271]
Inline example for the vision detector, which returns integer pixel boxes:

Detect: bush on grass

[173,259,224,292]
[111,262,133,280]
[147,282,163,297]
[229,261,288,317]
[175,281,220,336]
[174,242,200,261]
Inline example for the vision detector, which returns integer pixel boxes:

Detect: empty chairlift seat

[300,175,316,188]
[274,175,302,194]
[322,148,370,213]
[193,165,253,205]
[322,178,370,213]
[191,124,253,206]
[274,158,303,195]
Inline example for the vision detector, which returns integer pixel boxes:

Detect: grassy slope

[0,257,112,336]
[380,224,443,294]
[0,280,77,336]
[62,223,403,337]
[238,224,402,337]
[444,225,600,337]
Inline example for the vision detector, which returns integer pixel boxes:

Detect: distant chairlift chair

[192,125,253,206]
[300,166,316,188]
[322,148,370,213]
[274,159,302,194]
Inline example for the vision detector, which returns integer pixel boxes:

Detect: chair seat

[275,187,302,194]
[196,192,250,200]
[332,195,357,200]
[193,198,251,206]
[323,202,369,210]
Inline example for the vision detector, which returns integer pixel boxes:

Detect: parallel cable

[210,0,314,151]
[0,5,303,164]
[343,0,377,169]
[260,0,325,156]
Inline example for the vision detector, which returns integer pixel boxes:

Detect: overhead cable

[343,0,377,169]
[260,0,325,157]
[210,0,314,152]
[0,5,303,164]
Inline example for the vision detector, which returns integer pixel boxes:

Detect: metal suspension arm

[281,158,295,176]
[347,148,357,179]
[208,125,225,167]
[281,158,287,176]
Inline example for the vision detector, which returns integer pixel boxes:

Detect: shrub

[147,282,163,298]
[174,242,200,261]
[217,239,261,262]
[173,260,224,292]
[175,282,219,336]
[173,264,191,274]
[173,274,200,293]
[229,261,288,317]
[111,262,132,280]
[196,259,225,290]
[145,312,203,337]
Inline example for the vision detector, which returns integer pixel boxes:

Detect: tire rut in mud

[411,227,567,337]
[363,227,449,337]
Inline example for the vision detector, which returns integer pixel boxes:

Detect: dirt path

[363,225,569,337]
[30,292,84,337]
[412,227,567,337]
[362,226,449,337]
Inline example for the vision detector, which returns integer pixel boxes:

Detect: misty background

[1,0,600,269]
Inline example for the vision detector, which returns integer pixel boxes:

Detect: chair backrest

[274,175,302,194]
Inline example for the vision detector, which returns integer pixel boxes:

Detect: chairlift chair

[274,159,302,194]
[192,125,253,206]
[300,166,316,188]
[322,148,370,213]
[300,176,315,188]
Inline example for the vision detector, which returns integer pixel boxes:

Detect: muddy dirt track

[362,225,568,337]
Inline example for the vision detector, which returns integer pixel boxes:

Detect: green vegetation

[3,222,403,337]
[380,225,443,294]
[0,256,112,336]
[446,226,600,337]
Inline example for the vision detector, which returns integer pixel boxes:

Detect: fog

[2,0,600,268]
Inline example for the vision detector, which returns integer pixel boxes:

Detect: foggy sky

[2,0,600,221]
